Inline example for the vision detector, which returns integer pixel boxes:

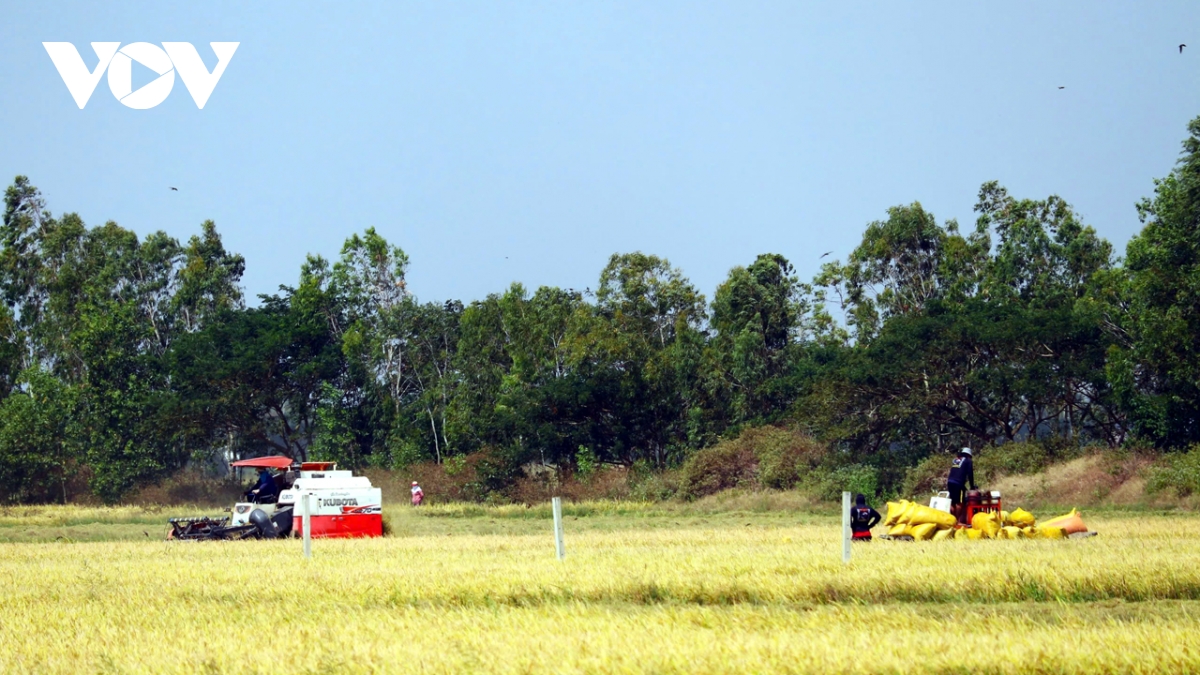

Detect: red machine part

[300,461,336,471]
[231,455,294,469]
[293,513,382,538]
[963,490,1002,525]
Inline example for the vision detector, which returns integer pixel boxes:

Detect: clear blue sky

[2,3,1198,305]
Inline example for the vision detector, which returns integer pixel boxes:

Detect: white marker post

[302,492,313,559]
[842,491,851,564]
[552,496,565,561]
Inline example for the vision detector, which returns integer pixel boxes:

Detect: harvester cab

[227,455,296,535]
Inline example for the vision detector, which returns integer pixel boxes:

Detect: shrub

[680,426,828,499]
[629,469,681,501]
[509,465,632,504]
[680,439,757,499]
[565,466,630,500]
[975,441,1050,479]
[443,455,468,477]
[472,445,534,495]
[900,454,949,499]
[1146,446,1200,497]
[754,428,828,489]
[369,444,626,506]
[812,464,879,501]
[575,446,598,478]
[367,453,485,505]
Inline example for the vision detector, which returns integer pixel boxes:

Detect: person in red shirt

[410,481,424,506]
[850,493,882,541]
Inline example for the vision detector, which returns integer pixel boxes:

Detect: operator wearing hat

[946,447,976,514]
[246,467,278,504]
[410,481,424,507]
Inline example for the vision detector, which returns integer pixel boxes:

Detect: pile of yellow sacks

[883,501,1089,541]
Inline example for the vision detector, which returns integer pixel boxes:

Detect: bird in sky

[170,187,178,191]
[1181,44,1187,54]
[1058,86,1065,90]
[820,251,832,259]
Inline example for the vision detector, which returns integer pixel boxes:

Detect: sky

[1,3,1198,306]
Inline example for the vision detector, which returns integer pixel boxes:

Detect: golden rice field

[0,501,1198,674]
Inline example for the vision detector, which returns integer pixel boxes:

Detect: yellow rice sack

[965,528,983,540]
[897,501,919,525]
[1009,508,1036,527]
[1000,525,1024,539]
[1001,510,1012,526]
[884,501,909,527]
[932,528,953,542]
[888,523,909,537]
[971,512,1000,539]
[907,504,958,529]
[1036,525,1067,539]
[954,527,971,541]
[911,523,938,540]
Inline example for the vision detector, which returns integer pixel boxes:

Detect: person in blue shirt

[946,447,976,514]
[246,467,278,503]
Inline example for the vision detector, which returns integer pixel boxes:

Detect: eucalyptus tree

[450,283,588,468]
[0,177,245,500]
[709,253,811,426]
[586,252,708,466]
[1109,116,1200,447]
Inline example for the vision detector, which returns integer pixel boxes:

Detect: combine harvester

[168,456,383,540]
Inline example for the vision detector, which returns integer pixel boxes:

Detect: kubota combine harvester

[168,456,383,540]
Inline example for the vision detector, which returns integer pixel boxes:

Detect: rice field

[0,502,1197,674]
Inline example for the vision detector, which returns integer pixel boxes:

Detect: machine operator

[946,447,976,512]
[246,467,279,503]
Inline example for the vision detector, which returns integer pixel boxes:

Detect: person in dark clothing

[850,493,882,541]
[246,468,278,503]
[946,447,976,510]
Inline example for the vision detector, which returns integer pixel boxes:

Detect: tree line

[3,117,1200,504]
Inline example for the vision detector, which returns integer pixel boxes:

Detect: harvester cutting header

[168,456,383,540]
